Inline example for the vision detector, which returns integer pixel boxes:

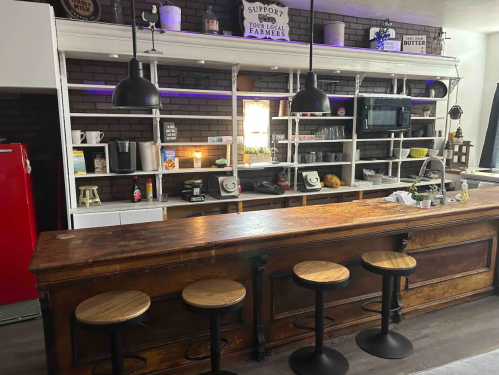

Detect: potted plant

[422,104,432,117]
[409,178,432,208]
[243,147,272,165]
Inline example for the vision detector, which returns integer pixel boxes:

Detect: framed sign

[402,35,427,54]
[60,0,101,22]
[240,0,290,41]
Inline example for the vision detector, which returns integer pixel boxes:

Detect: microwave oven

[346,97,412,133]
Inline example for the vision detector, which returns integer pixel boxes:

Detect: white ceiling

[284,0,499,34]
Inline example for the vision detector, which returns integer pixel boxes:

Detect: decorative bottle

[460,180,469,203]
[112,0,124,24]
[203,5,219,34]
[131,176,142,203]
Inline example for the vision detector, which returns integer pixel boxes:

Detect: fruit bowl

[394,148,410,159]
[410,148,428,158]
[427,149,439,157]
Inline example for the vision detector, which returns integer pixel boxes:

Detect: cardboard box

[162,149,175,170]
[370,39,401,52]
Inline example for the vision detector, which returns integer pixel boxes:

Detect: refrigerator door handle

[0,149,13,153]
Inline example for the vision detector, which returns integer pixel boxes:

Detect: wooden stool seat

[294,261,349,284]
[361,251,416,276]
[182,279,246,309]
[76,290,150,326]
[78,185,102,208]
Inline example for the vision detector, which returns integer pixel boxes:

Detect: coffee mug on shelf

[86,131,105,144]
[326,152,339,162]
[71,130,85,144]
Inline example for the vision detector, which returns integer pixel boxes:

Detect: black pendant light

[112,0,161,109]
[291,0,330,114]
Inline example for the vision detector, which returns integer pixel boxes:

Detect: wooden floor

[3,296,499,375]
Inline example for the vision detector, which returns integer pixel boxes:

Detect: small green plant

[409,177,430,202]
[422,104,432,112]
[243,146,259,155]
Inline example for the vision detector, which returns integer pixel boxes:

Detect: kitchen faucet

[419,157,446,205]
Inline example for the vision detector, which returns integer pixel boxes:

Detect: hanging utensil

[237,74,288,91]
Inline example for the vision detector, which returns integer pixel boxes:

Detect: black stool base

[200,371,238,375]
[289,346,349,375]
[356,328,413,359]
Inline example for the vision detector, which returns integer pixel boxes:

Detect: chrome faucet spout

[418,157,446,205]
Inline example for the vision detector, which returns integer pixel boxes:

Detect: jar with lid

[203,5,219,34]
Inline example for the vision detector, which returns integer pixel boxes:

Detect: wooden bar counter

[30,188,499,375]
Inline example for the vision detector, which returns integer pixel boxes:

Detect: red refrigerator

[0,144,39,324]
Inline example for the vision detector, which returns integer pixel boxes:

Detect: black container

[109,138,137,174]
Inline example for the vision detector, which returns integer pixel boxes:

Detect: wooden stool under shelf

[75,290,150,375]
[182,279,246,375]
[289,261,350,375]
[79,185,102,208]
[356,251,417,359]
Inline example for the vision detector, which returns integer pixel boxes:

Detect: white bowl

[394,148,410,159]
[427,149,439,157]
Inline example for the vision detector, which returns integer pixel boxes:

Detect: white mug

[72,130,85,144]
[86,131,105,144]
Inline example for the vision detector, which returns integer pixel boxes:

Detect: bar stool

[75,290,150,375]
[182,279,246,375]
[289,261,350,375]
[356,250,416,359]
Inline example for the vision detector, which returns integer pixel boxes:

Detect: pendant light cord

[132,0,137,59]
[309,0,314,72]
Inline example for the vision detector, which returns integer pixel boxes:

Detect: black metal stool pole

[315,290,324,355]
[110,331,125,375]
[380,275,392,335]
[210,315,221,375]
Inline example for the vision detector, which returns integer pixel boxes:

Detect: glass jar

[112,0,124,24]
[308,152,316,164]
[203,5,219,34]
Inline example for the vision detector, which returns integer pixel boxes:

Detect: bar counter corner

[30,188,499,375]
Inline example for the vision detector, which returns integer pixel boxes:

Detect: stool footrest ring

[185,337,228,361]
[361,300,401,315]
[293,315,335,332]
[91,354,147,375]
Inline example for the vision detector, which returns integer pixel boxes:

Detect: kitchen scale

[298,171,322,192]
[207,175,240,199]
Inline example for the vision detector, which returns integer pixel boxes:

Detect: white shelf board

[398,156,443,162]
[356,138,397,142]
[272,116,354,120]
[157,142,231,146]
[411,97,448,101]
[160,87,230,95]
[296,162,351,167]
[328,94,354,98]
[356,159,400,164]
[411,117,446,120]
[72,143,107,147]
[402,137,445,141]
[237,91,292,98]
[238,162,295,170]
[278,139,352,144]
[74,167,234,178]
[70,178,451,215]
[70,113,241,120]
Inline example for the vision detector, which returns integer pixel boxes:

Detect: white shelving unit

[54,19,459,228]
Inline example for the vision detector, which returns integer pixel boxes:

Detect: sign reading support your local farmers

[242,0,290,41]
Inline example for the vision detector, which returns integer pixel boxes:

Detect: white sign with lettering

[402,35,427,54]
[242,0,290,41]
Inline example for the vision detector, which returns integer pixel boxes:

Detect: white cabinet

[0,2,58,92]
[73,208,165,229]
[120,208,164,225]
[73,212,121,229]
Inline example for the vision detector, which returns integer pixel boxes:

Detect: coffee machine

[109,138,137,174]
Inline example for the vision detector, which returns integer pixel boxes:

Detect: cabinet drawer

[119,208,164,225]
[73,212,121,229]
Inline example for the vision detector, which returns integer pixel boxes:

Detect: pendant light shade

[291,72,330,113]
[290,0,330,114]
[113,59,161,109]
[112,0,161,109]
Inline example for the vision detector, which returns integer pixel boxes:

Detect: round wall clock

[60,0,101,22]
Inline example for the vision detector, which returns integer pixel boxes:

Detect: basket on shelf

[176,73,212,90]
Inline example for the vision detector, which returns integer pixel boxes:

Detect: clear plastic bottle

[112,0,124,25]
[461,180,469,203]
[203,5,219,34]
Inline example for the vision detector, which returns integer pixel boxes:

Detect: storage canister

[324,21,345,46]
[159,5,181,31]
